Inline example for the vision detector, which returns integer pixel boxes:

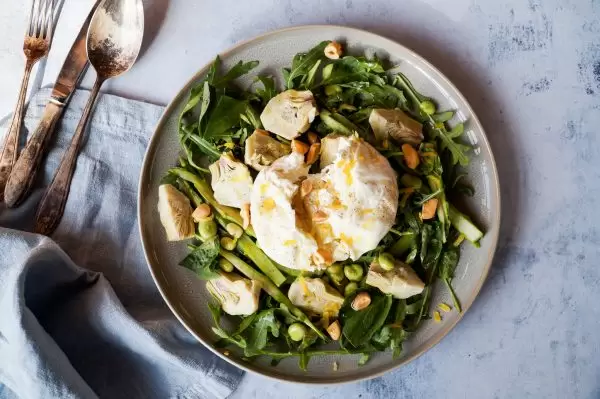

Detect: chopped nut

[224,350,230,356]
[402,143,420,169]
[313,248,333,266]
[192,204,212,222]
[438,303,452,312]
[433,311,442,323]
[351,292,371,311]
[307,131,319,144]
[300,179,313,197]
[306,143,321,165]
[255,128,270,136]
[421,198,438,220]
[240,203,251,229]
[333,361,339,371]
[312,210,328,223]
[327,320,341,340]
[291,139,310,155]
[324,41,343,59]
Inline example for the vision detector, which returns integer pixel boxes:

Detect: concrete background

[1,0,599,397]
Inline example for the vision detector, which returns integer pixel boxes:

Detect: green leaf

[254,76,277,104]
[179,237,221,280]
[214,60,259,87]
[438,247,459,280]
[207,56,221,84]
[303,59,322,89]
[286,41,330,89]
[428,124,471,166]
[203,95,248,139]
[321,56,386,86]
[244,309,281,356]
[341,292,393,347]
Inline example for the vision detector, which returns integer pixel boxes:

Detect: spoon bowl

[87,0,144,79]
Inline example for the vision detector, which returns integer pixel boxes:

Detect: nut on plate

[306,143,321,165]
[291,139,310,154]
[327,320,341,340]
[324,41,343,59]
[240,203,251,229]
[351,292,371,311]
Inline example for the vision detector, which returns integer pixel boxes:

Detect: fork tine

[40,0,50,39]
[27,0,38,38]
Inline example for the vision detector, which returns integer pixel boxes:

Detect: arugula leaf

[214,60,259,87]
[179,237,221,280]
[285,41,330,89]
[208,302,247,348]
[358,353,371,366]
[439,247,459,280]
[244,309,281,356]
[428,123,471,166]
[203,95,248,139]
[321,56,386,86]
[341,292,393,347]
[254,76,277,104]
[438,247,462,312]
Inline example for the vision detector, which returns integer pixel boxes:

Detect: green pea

[220,237,237,251]
[197,215,217,240]
[344,282,358,297]
[419,100,436,115]
[378,252,396,271]
[288,323,307,342]
[326,264,345,284]
[218,258,234,273]
[225,223,243,239]
[324,84,342,96]
[344,264,364,282]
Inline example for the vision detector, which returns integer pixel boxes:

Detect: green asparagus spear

[220,249,327,340]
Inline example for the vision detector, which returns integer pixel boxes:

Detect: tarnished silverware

[4,1,102,208]
[35,0,144,235]
[0,0,59,202]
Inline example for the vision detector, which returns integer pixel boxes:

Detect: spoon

[34,0,144,235]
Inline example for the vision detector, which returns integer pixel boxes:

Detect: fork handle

[4,101,63,207]
[35,77,104,236]
[0,60,36,202]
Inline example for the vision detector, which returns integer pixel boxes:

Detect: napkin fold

[0,88,244,399]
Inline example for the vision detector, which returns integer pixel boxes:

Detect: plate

[137,25,500,383]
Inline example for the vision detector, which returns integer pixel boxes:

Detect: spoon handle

[35,77,104,236]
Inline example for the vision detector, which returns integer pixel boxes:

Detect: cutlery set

[0,0,143,235]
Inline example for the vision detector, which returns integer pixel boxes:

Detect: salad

[158,40,483,370]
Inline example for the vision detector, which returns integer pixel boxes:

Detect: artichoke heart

[366,259,425,299]
[368,108,424,146]
[206,271,261,316]
[244,129,291,171]
[288,277,344,316]
[260,90,318,140]
[209,152,253,208]
[157,184,195,241]
[319,134,345,169]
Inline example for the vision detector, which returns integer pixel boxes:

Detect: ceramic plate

[138,25,500,384]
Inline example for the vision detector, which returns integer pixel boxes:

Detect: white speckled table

[1,0,599,397]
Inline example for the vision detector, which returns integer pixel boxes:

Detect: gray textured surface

[1,0,599,398]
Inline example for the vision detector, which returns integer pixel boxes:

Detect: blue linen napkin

[0,88,244,399]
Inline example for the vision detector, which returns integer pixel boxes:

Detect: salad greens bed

[162,40,483,370]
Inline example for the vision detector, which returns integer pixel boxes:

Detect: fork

[0,0,57,202]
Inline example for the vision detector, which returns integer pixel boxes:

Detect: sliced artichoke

[368,108,424,146]
[244,129,291,171]
[157,184,195,241]
[366,259,425,299]
[288,277,344,316]
[260,90,318,140]
[209,152,253,208]
[206,271,262,316]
